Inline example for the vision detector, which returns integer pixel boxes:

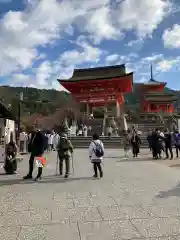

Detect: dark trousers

[29,154,35,176]
[175,145,180,157]
[93,162,103,177]
[36,167,43,179]
[152,146,157,158]
[59,156,70,175]
[165,146,173,159]
[28,154,43,178]
[20,141,24,152]
[132,144,139,157]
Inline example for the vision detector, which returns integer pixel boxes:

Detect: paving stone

[0,226,21,240]
[78,220,142,240]
[131,217,180,238]
[142,204,180,218]
[52,207,102,223]
[1,149,180,240]
[0,209,51,226]
[18,223,80,240]
[99,205,150,220]
[73,197,95,208]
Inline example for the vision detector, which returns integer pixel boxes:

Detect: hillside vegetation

[0,85,179,120]
[0,86,73,117]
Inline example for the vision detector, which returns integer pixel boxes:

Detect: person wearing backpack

[57,133,73,178]
[89,133,104,178]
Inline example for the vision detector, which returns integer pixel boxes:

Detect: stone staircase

[137,123,164,133]
[69,136,149,149]
[86,118,104,135]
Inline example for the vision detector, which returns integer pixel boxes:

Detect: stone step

[69,136,149,148]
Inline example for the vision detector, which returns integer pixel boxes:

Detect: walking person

[122,131,130,158]
[89,133,104,178]
[131,132,141,158]
[57,133,73,178]
[174,130,180,158]
[147,129,152,151]
[164,129,173,160]
[23,127,48,180]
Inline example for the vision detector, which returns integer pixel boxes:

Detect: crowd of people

[4,125,180,180]
[122,128,180,160]
[5,127,103,180]
[147,128,180,160]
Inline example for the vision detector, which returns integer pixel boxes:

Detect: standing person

[50,131,55,150]
[23,127,48,180]
[19,130,26,153]
[147,129,152,151]
[89,133,104,178]
[164,129,173,160]
[122,131,130,158]
[47,132,51,151]
[53,132,60,151]
[107,126,112,138]
[158,131,165,158]
[57,133,73,178]
[131,132,141,157]
[174,130,180,158]
[83,125,88,137]
[151,129,159,159]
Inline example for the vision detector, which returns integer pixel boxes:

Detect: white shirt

[20,132,26,141]
[89,139,104,161]
[48,134,54,144]
[53,134,60,148]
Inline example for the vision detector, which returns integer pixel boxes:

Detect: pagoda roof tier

[136,82,166,92]
[144,92,176,98]
[144,95,177,103]
[58,72,133,95]
[59,64,126,82]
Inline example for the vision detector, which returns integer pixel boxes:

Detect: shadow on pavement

[0,175,96,187]
[156,183,180,198]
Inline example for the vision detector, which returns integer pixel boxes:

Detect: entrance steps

[69,136,149,148]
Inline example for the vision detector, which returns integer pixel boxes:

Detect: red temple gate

[58,65,133,117]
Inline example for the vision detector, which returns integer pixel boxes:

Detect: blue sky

[0,0,180,91]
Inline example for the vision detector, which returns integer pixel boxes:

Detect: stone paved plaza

[1,149,180,239]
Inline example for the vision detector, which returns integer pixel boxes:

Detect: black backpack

[93,141,104,157]
[58,137,70,152]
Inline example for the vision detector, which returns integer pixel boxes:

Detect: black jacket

[28,131,47,156]
[164,133,173,147]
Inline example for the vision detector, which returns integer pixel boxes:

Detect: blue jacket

[174,133,180,146]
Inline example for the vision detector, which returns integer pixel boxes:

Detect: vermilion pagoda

[136,80,177,114]
[58,64,133,117]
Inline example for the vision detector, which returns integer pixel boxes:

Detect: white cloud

[142,54,163,63]
[0,0,176,88]
[84,6,121,43]
[126,39,144,49]
[105,54,119,62]
[8,41,103,89]
[156,57,180,72]
[163,24,180,48]
[118,0,171,37]
[59,42,102,66]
